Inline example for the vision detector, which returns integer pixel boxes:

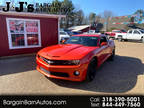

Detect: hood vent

[52,56,60,57]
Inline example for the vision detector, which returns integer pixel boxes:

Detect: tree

[89,12,96,25]
[102,10,113,31]
[45,0,75,28]
[82,16,89,25]
[103,10,113,19]
[95,15,101,26]
[50,0,62,14]
[135,9,144,15]
[61,0,74,15]
[95,15,101,22]
[75,9,84,25]
[134,9,144,22]
[61,0,75,28]
[94,15,103,32]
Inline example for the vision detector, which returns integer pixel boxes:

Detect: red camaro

[36,34,115,82]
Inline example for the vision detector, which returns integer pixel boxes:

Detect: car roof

[72,34,104,37]
[129,29,142,30]
[112,29,120,31]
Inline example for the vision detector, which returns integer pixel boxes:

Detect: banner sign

[9,20,24,33]
[0,95,144,108]
[112,13,144,25]
[1,1,71,14]
[26,21,38,33]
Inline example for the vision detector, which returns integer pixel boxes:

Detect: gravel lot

[0,41,144,95]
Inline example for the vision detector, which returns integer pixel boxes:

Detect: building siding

[0,14,58,57]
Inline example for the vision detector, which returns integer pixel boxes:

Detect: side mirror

[101,42,107,46]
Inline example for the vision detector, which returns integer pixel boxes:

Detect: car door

[126,30,133,39]
[99,36,109,63]
[105,36,112,57]
[131,30,141,40]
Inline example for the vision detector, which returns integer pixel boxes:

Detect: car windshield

[64,36,98,46]
[140,30,144,33]
[121,30,126,32]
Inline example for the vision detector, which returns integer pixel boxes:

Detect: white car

[117,29,144,43]
[59,31,70,42]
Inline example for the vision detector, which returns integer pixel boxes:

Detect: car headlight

[37,54,43,60]
[68,60,80,65]
[37,55,80,65]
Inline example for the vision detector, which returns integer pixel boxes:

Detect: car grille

[50,72,69,77]
[40,67,69,77]
[41,57,71,65]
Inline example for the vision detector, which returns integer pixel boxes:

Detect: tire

[107,35,110,39]
[109,49,115,61]
[118,38,122,42]
[123,39,128,42]
[117,35,123,42]
[86,59,97,82]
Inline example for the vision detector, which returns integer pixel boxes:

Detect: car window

[65,36,98,47]
[128,30,133,34]
[140,30,144,33]
[121,30,126,33]
[133,30,140,34]
[100,36,107,44]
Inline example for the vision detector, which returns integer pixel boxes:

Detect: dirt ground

[0,41,144,95]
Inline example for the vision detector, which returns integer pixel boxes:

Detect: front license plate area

[40,67,50,74]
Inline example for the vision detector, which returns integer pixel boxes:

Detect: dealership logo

[2,2,71,13]
[3,2,34,12]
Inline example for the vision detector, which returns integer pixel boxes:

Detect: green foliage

[50,0,61,14]
[89,13,96,24]
[75,10,84,25]
[61,0,74,15]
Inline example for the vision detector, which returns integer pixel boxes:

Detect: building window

[6,18,41,49]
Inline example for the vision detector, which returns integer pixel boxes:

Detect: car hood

[38,44,99,60]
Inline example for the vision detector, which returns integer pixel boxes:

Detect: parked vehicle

[72,31,82,35]
[114,29,127,39]
[36,34,115,82]
[117,29,144,43]
[83,30,100,34]
[64,29,74,36]
[59,31,70,42]
[105,29,127,39]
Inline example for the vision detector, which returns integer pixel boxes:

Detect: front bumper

[36,57,88,82]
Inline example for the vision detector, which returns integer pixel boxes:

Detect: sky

[0,0,144,16]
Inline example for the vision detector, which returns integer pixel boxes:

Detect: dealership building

[0,11,65,57]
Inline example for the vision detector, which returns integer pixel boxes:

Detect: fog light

[74,71,80,76]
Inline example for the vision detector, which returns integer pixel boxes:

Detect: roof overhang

[0,11,66,19]
[69,25,90,32]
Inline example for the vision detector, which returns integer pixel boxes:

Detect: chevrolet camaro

[36,34,115,82]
